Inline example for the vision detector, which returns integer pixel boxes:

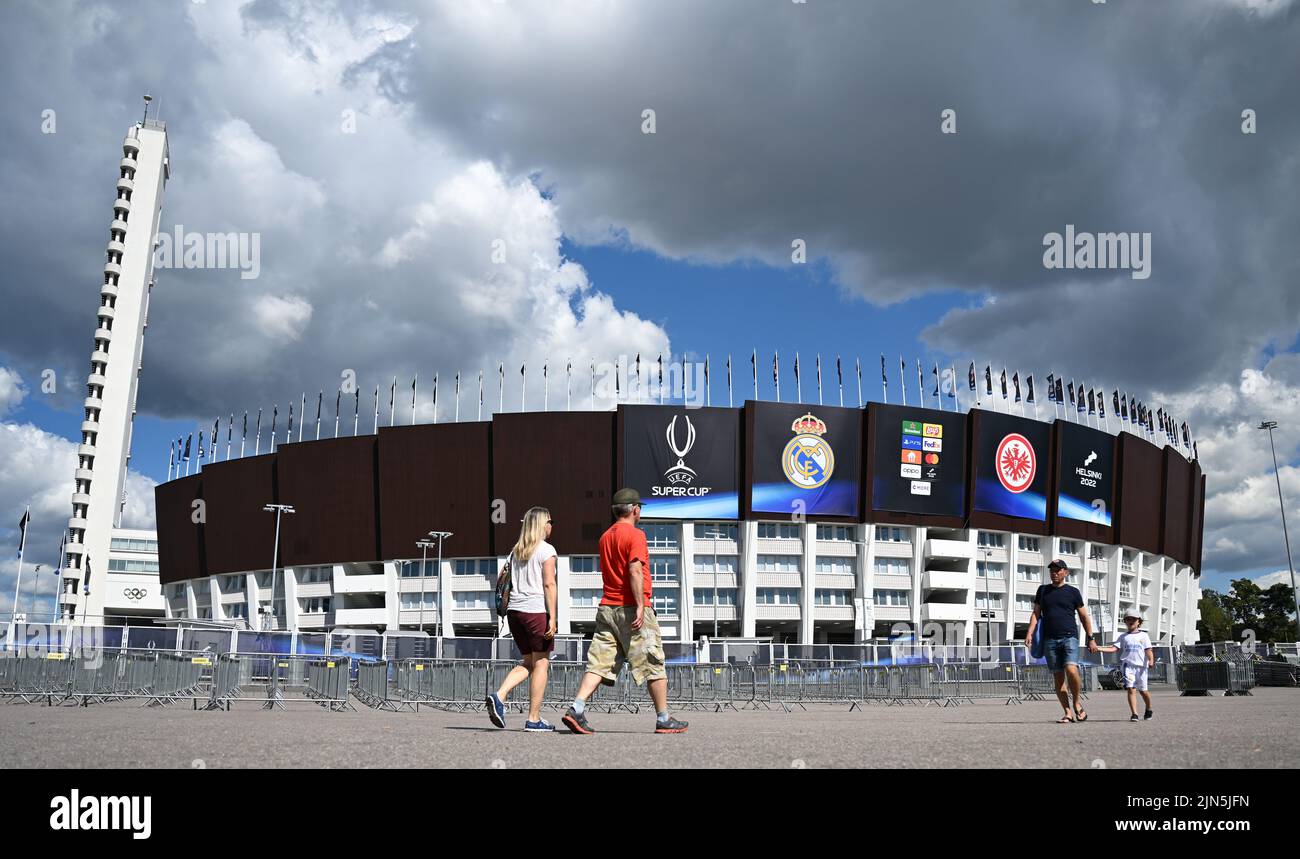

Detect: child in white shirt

[1096,610,1155,722]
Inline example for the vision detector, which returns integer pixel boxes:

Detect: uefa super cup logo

[664,414,697,485]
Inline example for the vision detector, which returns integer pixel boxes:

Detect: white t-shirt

[1115,630,1153,667]
[509,541,557,615]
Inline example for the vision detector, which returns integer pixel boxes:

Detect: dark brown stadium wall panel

[275,436,381,567]
[492,411,615,556]
[154,474,206,584]
[202,453,279,576]
[377,422,493,561]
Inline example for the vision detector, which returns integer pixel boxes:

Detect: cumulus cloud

[0,367,25,418]
[252,294,314,341]
[0,419,156,616]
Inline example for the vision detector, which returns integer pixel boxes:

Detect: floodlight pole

[262,503,294,710]
[1259,421,1300,641]
[416,539,435,644]
[428,531,453,642]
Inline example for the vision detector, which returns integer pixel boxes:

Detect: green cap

[612,487,642,506]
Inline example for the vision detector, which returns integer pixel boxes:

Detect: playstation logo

[664,414,697,485]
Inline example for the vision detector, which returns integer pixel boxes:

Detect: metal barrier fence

[1176,661,1256,696]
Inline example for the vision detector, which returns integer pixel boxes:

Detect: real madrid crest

[782,413,834,489]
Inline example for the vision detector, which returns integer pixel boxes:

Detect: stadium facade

[59,114,169,625]
[154,402,1205,645]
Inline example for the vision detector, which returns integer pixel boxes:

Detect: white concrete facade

[61,120,170,625]
[162,521,1203,645]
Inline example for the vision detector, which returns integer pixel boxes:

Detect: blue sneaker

[486,694,506,729]
[524,718,556,732]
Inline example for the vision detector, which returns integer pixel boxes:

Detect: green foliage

[1201,578,1298,643]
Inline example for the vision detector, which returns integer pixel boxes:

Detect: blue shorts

[1044,636,1080,673]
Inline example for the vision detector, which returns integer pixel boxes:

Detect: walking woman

[486,506,558,731]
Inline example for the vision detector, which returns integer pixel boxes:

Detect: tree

[1260,583,1298,643]
[1196,590,1233,643]
[1217,578,1297,643]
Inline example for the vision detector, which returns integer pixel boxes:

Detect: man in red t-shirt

[562,488,688,735]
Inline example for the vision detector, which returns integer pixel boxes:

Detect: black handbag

[494,557,512,616]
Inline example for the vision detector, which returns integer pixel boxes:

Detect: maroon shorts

[507,611,552,656]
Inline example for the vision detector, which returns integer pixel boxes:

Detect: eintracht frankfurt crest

[994,432,1036,494]
[782,413,835,490]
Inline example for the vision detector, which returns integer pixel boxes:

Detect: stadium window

[813,589,851,606]
[694,523,738,541]
[874,526,906,542]
[756,554,800,573]
[976,562,1005,579]
[570,589,602,607]
[977,532,1005,548]
[453,592,490,609]
[1015,595,1035,611]
[815,556,854,575]
[650,593,678,616]
[756,588,799,605]
[639,523,679,549]
[453,558,494,576]
[694,554,738,574]
[873,558,910,577]
[650,557,679,583]
[1017,565,1042,582]
[816,524,853,542]
[693,588,737,606]
[873,589,909,607]
[758,522,800,540]
[1059,540,1079,555]
[569,556,598,573]
[1017,536,1040,553]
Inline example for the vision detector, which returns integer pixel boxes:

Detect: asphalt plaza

[1,687,1295,768]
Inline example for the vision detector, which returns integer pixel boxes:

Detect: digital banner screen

[871,404,967,517]
[973,411,1051,521]
[622,405,740,519]
[750,402,861,517]
[1055,422,1115,526]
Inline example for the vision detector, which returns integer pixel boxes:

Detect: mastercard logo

[924,453,940,465]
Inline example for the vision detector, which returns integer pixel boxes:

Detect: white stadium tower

[60,104,168,624]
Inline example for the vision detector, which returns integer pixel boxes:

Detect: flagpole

[479,370,484,421]
[900,357,906,407]
[566,361,572,411]
[167,441,174,481]
[299,394,306,442]
[590,363,595,411]
[951,363,961,413]
[334,394,340,439]
[455,373,461,423]
[752,349,758,402]
[411,376,417,426]
[374,386,380,434]
[499,364,504,414]
[706,355,711,407]
[727,355,733,408]
[544,363,550,411]
[13,506,29,622]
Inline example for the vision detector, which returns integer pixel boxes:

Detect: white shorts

[1122,663,1148,691]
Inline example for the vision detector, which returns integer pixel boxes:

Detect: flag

[1047,373,1056,401]
[287,403,293,441]
[984,365,992,396]
[183,433,192,461]
[83,555,92,596]
[932,364,939,398]
[197,431,205,460]
[1087,389,1095,415]
[1077,384,1086,413]
[1026,375,1035,404]
[1012,372,1021,402]
[16,508,29,556]
[1193,441,1198,460]
[1112,391,1120,416]
[243,411,249,441]
[969,362,976,391]
[1121,394,1128,421]
[1182,422,1190,447]
[1097,389,1105,419]
[726,354,733,404]
[1055,377,1063,404]
[55,532,66,576]
[999,369,1007,399]
[881,354,888,384]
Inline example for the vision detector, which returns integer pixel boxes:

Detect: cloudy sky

[1,0,1298,617]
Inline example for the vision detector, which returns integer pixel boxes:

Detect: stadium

[151,397,1206,648]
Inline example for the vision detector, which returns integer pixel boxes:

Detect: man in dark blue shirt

[1026,559,1098,723]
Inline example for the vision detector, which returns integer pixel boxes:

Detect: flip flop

[1074,709,1088,722]
[1056,714,1074,724]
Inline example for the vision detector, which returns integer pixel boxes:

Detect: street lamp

[262,503,294,711]
[427,530,453,640]
[1258,421,1300,641]
[415,538,435,649]
[262,504,295,631]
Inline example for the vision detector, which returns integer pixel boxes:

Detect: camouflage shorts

[585,605,667,686]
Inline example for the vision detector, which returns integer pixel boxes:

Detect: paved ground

[1,687,1295,768]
